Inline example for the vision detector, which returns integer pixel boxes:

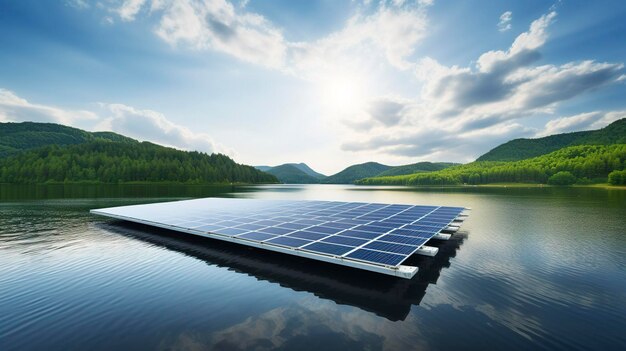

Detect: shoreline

[475,183,626,190]
[1,182,624,190]
[355,182,626,190]
[0,181,279,186]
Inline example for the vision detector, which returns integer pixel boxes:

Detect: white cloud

[119,0,289,68]
[288,3,429,76]
[539,110,626,136]
[340,95,413,132]
[65,0,89,9]
[96,0,432,147]
[367,96,410,126]
[97,103,227,154]
[105,0,431,142]
[0,89,98,126]
[107,0,429,73]
[337,4,428,70]
[508,61,623,110]
[117,0,147,21]
[61,3,626,166]
[479,11,555,73]
[0,89,230,156]
[591,110,626,128]
[341,114,535,162]
[539,112,600,136]
[498,11,512,32]
[340,11,624,160]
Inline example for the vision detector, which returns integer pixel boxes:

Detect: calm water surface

[1,184,625,350]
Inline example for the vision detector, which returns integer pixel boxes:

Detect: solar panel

[90,198,468,278]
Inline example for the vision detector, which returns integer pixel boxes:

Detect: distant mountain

[0,122,136,157]
[0,122,277,184]
[287,163,326,179]
[254,163,326,183]
[357,144,626,186]
[264,164,321,184]
[477,118,626,161]
[257,161,458,184]
[376,162,458,177]
[358,119,626,186]
[322,162,391,184]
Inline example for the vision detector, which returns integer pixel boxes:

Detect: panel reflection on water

[99,220,468,322]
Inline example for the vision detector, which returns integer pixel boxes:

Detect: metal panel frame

[90,210,419,278]
[91,199,470,279]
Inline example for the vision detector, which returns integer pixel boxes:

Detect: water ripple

[1,189,625,351]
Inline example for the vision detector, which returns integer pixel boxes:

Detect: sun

[319,72,367,115]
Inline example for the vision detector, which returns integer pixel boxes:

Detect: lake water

[1,184,625,350]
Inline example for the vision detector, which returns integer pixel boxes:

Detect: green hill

[376,162,458,177]
[357,144,626,186]
[477,118,626,162]
[0,122,136,157]
[0,122,277,184]
[287,163,326,179]
[254,163,326,183]
[323,162,391,184]
[265,164,321,184]
[257,161,456,184]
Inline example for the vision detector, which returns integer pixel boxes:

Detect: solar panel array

[92,198,465,268]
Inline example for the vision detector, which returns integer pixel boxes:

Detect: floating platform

[91,198,469,279]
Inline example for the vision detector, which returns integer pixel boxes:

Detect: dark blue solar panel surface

[364,241,418,255]
[302,242,353,256]
[258,226,294,235]
[378,235,428,246]
[267,236,311,247]
[287,231,328,241]
[347,249,406,266]
[95,198,465,268]
[322,235,368,247]
[338,230,380,240]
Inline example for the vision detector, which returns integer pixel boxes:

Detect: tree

[0,140,278,184]
[468,173,480,185]
[547,171,577,185]
[608,170,626,185]
[356,144,626,186]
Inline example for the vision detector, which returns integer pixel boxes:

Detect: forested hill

[0,141,277,184]
[476,118,626,162]
[288,163,327,179]
[320,161,458,184]
[322,162,391,184]
[375,162,458,177]
[264,164,322,184]
[0,122,136,157]
[0,122,277,184]
[357,144,626,186]
[254,162,327,184]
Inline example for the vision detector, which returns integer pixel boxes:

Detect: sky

[1,0,625,174]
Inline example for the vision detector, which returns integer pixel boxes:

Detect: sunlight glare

[319,72,367,115]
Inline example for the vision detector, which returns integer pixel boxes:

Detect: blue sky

[1,0,625,174]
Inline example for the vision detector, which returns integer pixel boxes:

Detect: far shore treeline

[0,142,277,184]
[357,118,626,187]
[0,122,276,184]
[1,119,626,186]
[356,144,626,186]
